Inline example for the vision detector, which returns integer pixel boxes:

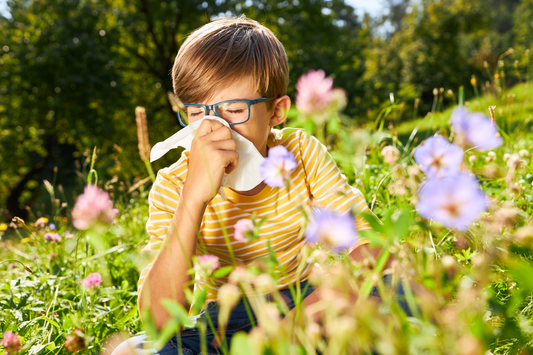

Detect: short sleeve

[298,131,375,253]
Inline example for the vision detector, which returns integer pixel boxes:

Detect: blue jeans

[138,279,316,355]
[124,276,410,355]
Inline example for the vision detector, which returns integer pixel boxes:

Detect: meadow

[1,71,533,355]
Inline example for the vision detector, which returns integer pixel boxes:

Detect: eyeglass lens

[182,101,250,125]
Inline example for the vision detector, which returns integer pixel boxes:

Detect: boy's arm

[138,191,206,329]
[138,119,239,330]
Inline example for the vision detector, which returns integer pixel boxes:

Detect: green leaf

[506,258,533,293]
[230,332,252,355]
[213,266,234,278]
[141,309,159,341]
[391,209,411,240]
[116,307,137,327]
[156,319,180,350]
[193,288,208,315]
[358,230,386,248]
[62,318,73,330]
[326,117,340,134]
[361,212,385,234]
[35,316,61,330]
[161,299,192,327]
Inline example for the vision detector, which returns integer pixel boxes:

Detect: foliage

[1,76,533,353]
[2,0,533,220]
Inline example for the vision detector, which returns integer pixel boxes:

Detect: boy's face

[193,78,290,157]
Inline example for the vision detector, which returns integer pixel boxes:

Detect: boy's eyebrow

[194,95,262,104]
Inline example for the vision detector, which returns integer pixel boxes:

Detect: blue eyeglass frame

[177,97,276,128]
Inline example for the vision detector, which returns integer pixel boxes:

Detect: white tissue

[150,116,265,194]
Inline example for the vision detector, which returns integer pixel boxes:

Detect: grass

[1,82,533,354]
[394,82,533,141]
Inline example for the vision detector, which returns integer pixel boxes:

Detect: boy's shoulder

[270,127,315,151]
[155,151,190,185]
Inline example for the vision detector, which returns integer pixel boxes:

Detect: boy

[114,16,386,355]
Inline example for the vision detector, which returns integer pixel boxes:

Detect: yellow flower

[0,223,7,231]
[470,76,477,86]
[494,73,500,79]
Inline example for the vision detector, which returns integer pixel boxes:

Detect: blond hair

[171,16,289,107]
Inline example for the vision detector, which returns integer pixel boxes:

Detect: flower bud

[0,331,22,354]
[34,217,48,228]
[234,218,254,243]
[228,266,250,284]
[494,203,521,228]
[64,329,85,353]
[485,151,496,162]
[306,322,322,345]
[507,153,524,169]
[407,164,421,177]
[12,217,24,228]
[441,255,458,278]
[519,149,529,158]
[515,225,533,245]
[381,146,400,165]
[217,284,241,310]
[193,255,220,276]
[253,274,277,294]
[81,272,102,290]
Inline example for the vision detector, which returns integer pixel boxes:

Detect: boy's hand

[182,119,239,205]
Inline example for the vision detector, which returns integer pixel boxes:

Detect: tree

[0,0,372,218]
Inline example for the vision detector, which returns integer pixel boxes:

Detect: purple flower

[44,232,61,242]
[49,223,55,230]
[72,185,119,230]
[234,219,254,243]
[82,272,102,289]
[295,69,333,114]
[0,331,22,354]
[416,173,487,231]
[194,255,220,275]
[414,136,464,178]
[259,146,297,187]
[305,208,358,252]
[451,107,503,151]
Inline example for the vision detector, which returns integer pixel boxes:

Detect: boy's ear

[269,95,291,127]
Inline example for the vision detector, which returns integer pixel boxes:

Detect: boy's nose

[208,109,216,116]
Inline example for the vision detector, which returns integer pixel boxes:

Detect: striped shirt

[138,128,373,313]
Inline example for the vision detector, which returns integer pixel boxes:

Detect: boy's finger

[223,151,239,174]
[203,126,233,143]
[196,119,225,137]
[210,138,237,152]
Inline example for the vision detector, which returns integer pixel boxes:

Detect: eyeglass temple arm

[251,97,276,104]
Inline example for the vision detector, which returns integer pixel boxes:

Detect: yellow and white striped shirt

[138,128,372,312]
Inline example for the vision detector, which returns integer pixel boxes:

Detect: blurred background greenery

[0,0,532,221]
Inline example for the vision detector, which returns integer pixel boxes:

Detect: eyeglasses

[177,97,276,128]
